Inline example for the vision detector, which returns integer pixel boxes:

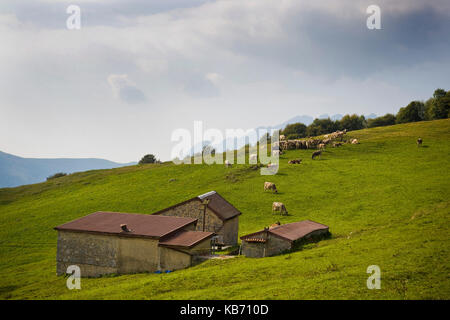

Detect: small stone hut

[152,191,241,246]
[54,211,214,277]
[240,220,329,258]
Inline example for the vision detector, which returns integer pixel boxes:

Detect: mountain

[0,151,136,188]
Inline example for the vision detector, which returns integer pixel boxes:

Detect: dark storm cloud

[0,0,211,28]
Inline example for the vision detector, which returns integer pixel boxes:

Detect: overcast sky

[1,0,449,162]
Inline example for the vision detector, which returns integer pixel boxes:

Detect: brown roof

[198,191,241,220]
[153,191,241,221]
[159,230,214,248]
[241,220,329,243]
[54,211,197,239]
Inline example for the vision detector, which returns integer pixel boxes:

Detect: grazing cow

[318,143,325,150]
[264,182,278,193]
[312,150,322,160]
[351,139,359,144]
[272,202,288,215]
[417,138,423,147]
[225,160,232,168]
[249,153,257,162]
[288,159,302,164]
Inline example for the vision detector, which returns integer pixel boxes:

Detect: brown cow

[417,138,423,147]
[264,182,278,193]
[272,202,288,215]
[312,150,322,160]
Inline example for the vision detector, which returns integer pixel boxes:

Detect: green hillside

[0,119,449,299]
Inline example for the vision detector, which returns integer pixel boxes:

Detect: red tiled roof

[244,238,266,243]
[159,230,214,248]
[241,220,329,243]
[269,220,328,241]
[54,211,197,239]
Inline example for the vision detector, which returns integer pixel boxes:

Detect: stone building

[54,211,213,277]
[240,220,329,258]
[152,191,241,246]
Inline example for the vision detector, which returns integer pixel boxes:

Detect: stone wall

[221,217,239,246]
[56,230,212,277]
[159,247,192,271]
[157,200,233,243]
[265,234,292,256]
[241,232,291,258]
[56,231,119,276]
[117,237,159,274]
[241,241,266,258]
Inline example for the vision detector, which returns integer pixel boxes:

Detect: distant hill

[0,151,136,188]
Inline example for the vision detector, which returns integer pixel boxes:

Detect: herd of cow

[263,129,359,215]
[275,129,359,153]
[235,133,424,216]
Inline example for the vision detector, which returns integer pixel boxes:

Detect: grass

[0,119,449,299]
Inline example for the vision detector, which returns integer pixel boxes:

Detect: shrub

[396,101,425,124]
[47,172,67,180]
[367,113,396,128]
[138,154,157,164]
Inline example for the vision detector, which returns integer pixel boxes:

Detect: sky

[0,0,449,162]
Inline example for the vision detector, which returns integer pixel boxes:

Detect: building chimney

[120,224,130,232]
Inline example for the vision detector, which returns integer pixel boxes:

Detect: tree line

[280,88,450,139]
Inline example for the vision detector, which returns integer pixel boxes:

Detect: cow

[225,160,232,168]
[288,159,302,164]
[417,138,423,147]
[272,202,288,215]
[264,182,278,193]
[333,142,343,147]
[351,139,359,144]
[312,150,322,160]
[280,135,286,141]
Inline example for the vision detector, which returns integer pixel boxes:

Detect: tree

[367,113,396,128]
[139,154,157,164]
[281,122,307,139]
[339,114,367,131]
[426,89,450,120]
[306,118,339,136]
[396,101,425,124]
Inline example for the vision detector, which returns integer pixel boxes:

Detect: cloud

[0,0,449,162]
[107,74,146,104]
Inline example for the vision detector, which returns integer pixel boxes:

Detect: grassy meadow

[0,119,449,299]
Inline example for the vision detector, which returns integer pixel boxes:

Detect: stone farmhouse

[152,191,241,246]
[54,211,214,277]
[240,220,329,258]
